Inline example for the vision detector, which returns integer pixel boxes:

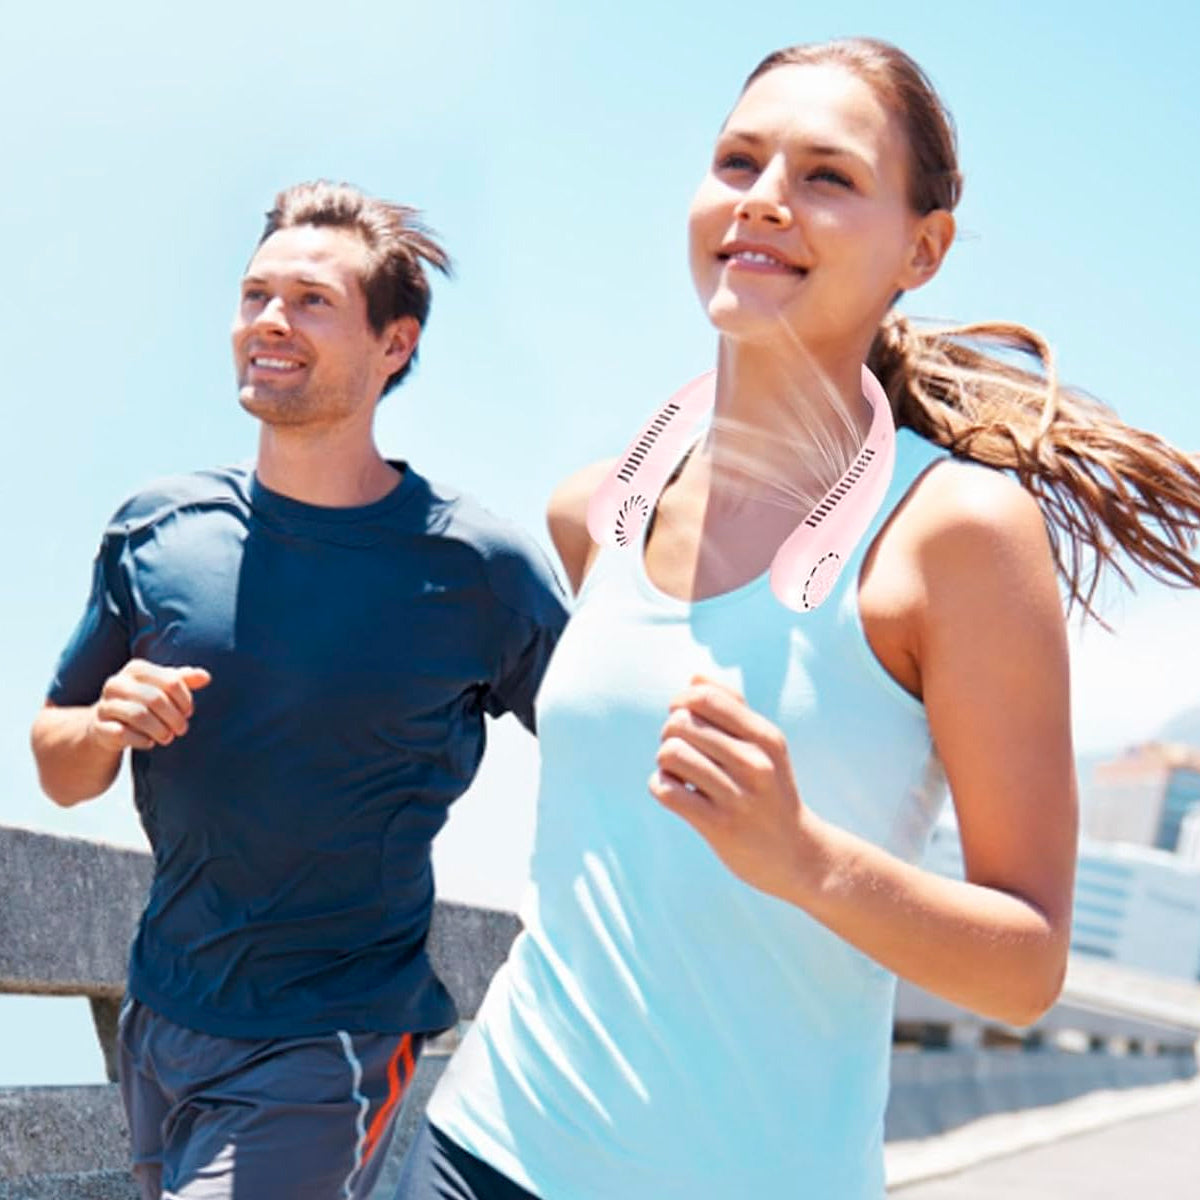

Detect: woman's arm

[652,464,1077,1027]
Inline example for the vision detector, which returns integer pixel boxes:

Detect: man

[30,181,568,1199]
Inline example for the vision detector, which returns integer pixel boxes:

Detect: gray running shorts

[118,998,424,1200]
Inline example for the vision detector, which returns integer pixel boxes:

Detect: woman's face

[688,62,944,362]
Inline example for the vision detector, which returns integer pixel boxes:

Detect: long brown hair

[745,39,1200,620]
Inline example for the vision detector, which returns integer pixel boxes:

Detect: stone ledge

[0,828,151,997]
[0,1171,138,1200]
[0,827,517,1025]
[426,902,518,1021]
[0,1087,129,1179]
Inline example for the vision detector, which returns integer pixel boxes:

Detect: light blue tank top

[429,428,950,1199]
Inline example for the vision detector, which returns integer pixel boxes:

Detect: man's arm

[480,519,573,735]
[32,662,211,807]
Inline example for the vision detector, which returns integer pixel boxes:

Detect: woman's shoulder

[546,458,618,594]
[547,459,617,525]
[896,454,1060,625]
[903,455,1048,552]
[858,450,1064,702]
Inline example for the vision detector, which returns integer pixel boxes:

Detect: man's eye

[242,288,267,303]
[302,292,330,306]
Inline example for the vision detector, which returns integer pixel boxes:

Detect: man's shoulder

[419,473,567,619]
[105,465,253,537]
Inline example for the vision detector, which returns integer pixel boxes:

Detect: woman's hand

[649,674,826,902]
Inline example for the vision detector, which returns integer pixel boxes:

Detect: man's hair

[259,181,452,395]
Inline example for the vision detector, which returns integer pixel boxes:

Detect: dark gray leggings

[391,1119,540,1200]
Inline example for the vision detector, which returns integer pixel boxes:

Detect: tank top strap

[838,427,949,589]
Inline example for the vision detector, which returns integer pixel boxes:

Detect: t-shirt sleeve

[47,531,133,706]
[483,541,570,734]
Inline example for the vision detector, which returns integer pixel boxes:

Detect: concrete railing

[0,826,151,1086]
[895,959,1200,1054]
[0,825,518,1199]
[3,824,1197,1198]
[889,960,1200,1143]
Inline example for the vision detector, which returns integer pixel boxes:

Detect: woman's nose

[735,161,793,228]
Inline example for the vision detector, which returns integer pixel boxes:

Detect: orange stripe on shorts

[362,1032,415,1164]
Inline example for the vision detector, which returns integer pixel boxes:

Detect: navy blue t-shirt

[48,463,568,1039]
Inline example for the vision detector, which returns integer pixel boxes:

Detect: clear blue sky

[2,0,1198,1085]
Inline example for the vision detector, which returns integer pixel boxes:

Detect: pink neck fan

[586,363,896,612]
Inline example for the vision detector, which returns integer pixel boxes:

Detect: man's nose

[252,296,291,333]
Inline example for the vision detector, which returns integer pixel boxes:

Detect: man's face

[232,225,412,428]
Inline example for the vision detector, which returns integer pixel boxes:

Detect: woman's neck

[697,338,873,510]
[712,338,870,436]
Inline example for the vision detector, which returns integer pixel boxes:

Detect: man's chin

[238,385,307,425]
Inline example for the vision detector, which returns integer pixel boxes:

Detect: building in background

[1179,808,1200,866]
[1070,843,1200,977]
[1083,742,1200,852]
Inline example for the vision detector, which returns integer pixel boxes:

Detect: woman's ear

[898,209,955,292]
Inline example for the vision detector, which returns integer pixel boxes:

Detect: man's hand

[89,660,212,751]
[33,661,213,806]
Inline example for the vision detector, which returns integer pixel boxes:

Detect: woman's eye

[809,167,853,189]
[717,152,758,172]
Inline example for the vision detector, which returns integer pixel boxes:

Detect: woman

[396,37,1200,1199]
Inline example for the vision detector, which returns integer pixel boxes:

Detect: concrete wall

[0,824,519,1199]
